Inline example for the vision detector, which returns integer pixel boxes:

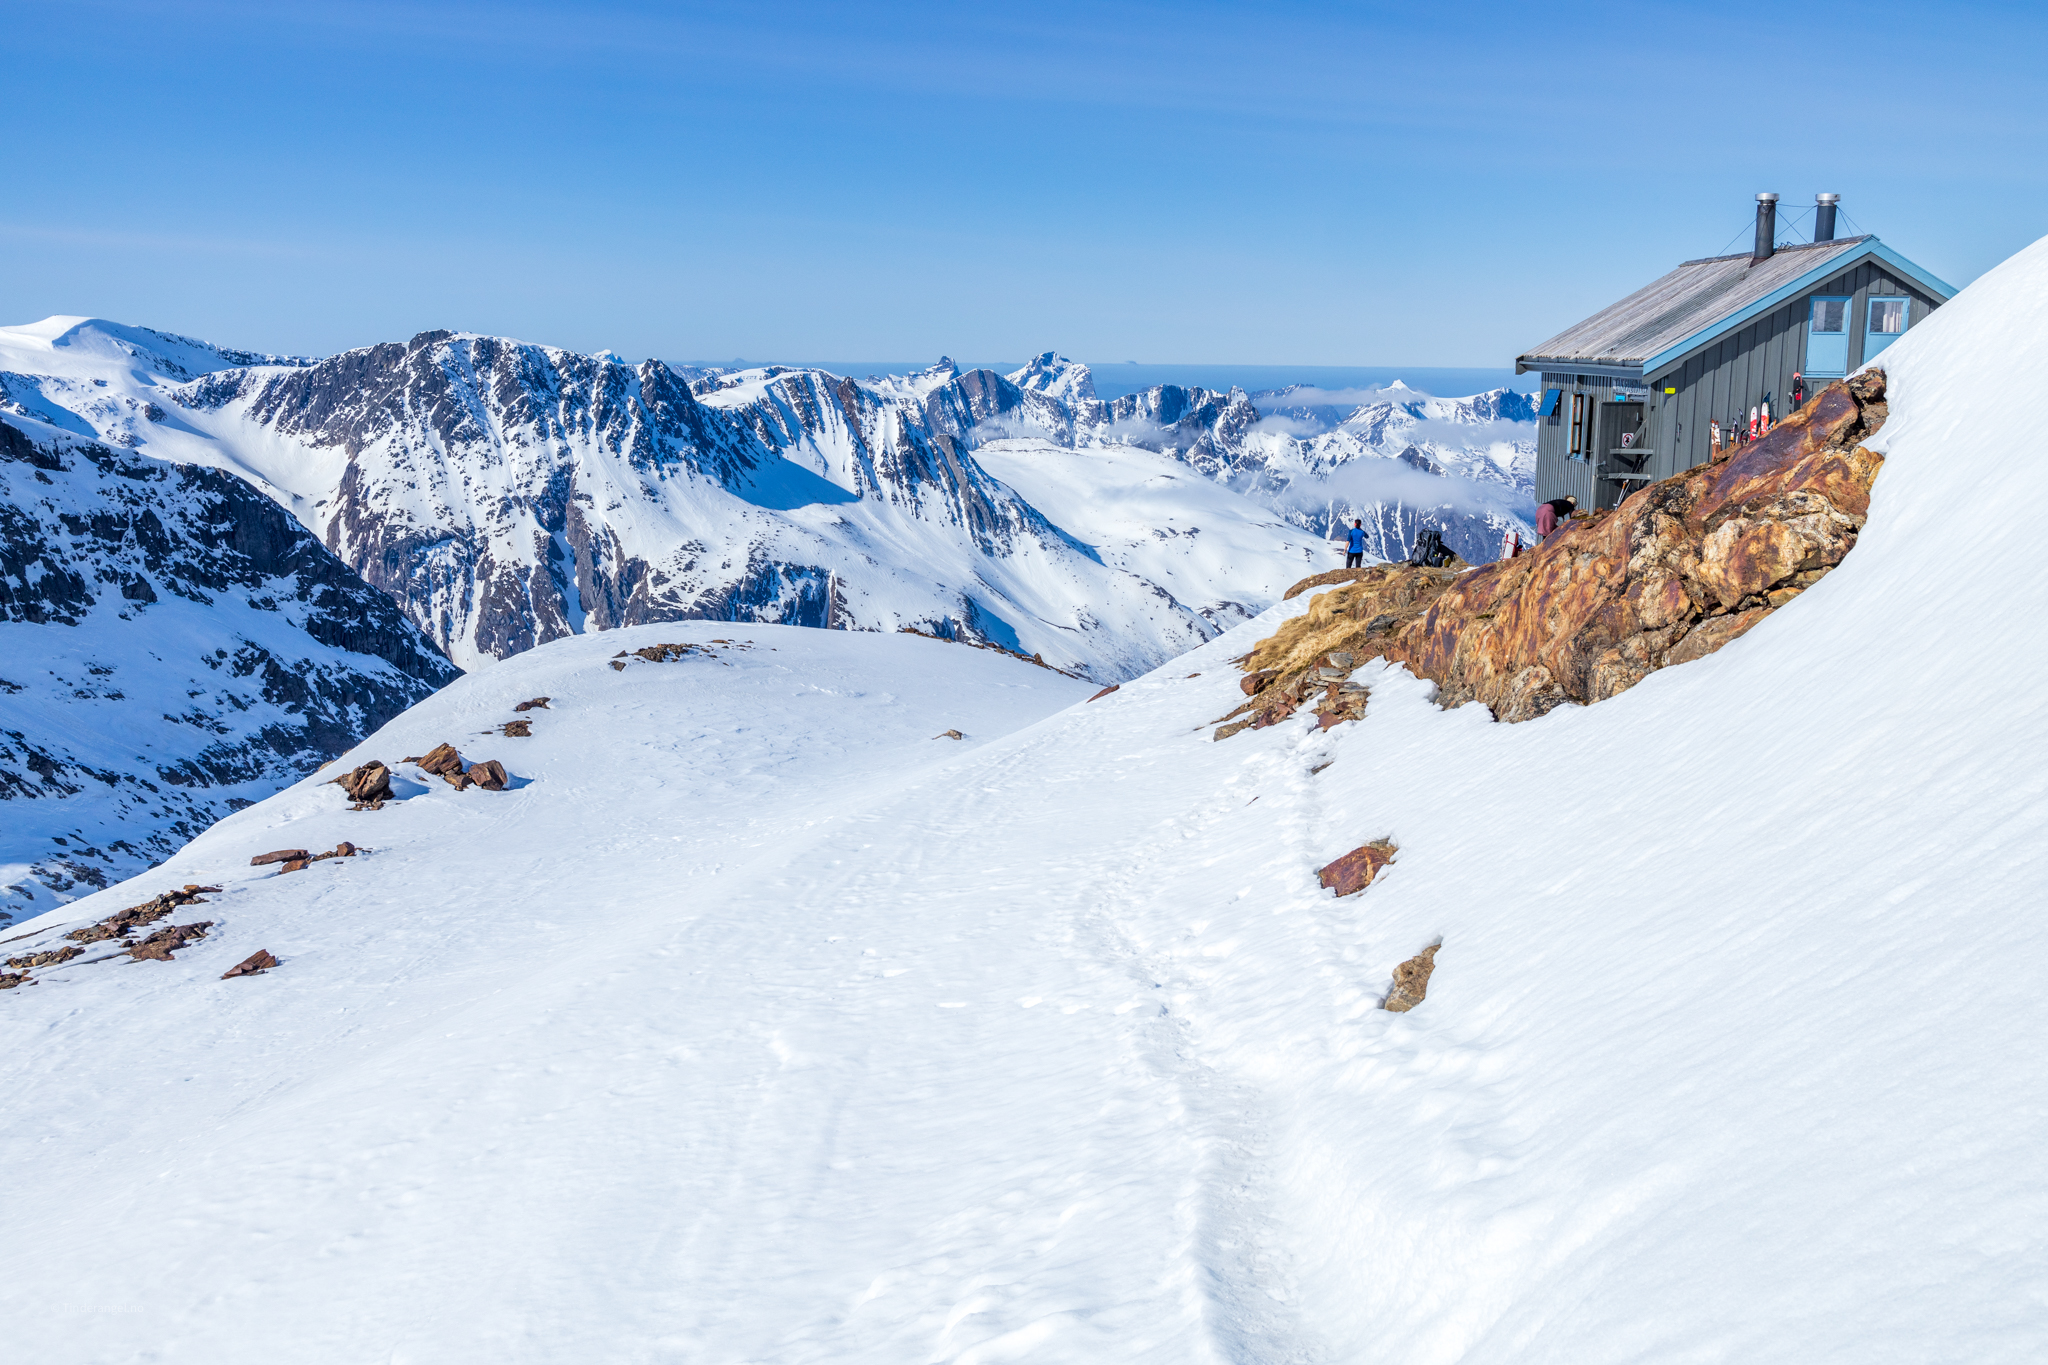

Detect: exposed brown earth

[501,719,532,737]
[1383,944,1439,1013]
[1317,839,1397,897]
[512,697,551,712]
[1235,371,1889,726]
[1087,684,1120,702]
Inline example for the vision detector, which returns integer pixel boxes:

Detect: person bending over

[1535,495,1577,539]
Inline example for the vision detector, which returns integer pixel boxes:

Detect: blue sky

[4,0,2042,367]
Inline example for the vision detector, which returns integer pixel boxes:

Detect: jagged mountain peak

[1007,351,1098,404]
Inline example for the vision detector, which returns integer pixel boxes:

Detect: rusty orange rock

[1244,373,1888,724]
[1317,839,1396,897]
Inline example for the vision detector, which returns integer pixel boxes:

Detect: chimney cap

[1756,191,1780,203]
[1816,192,1840,205]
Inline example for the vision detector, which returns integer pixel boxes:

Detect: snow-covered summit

[0,315,310,383]
[1007,350,1099,404]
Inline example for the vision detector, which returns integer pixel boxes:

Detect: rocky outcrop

[1240,373,1889,724]
[5,945,82,970]
[1383,944,1438,1013]
[221,948,278,979]
[332,760,395,807]
[127,920,213,961]
[398,744,510,793]
[276,842,359,874]
[1317,839,1397,897]
[63,884,220,947]
[249,848,309,866]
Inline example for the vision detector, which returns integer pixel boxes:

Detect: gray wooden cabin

[1519,194,1953,509]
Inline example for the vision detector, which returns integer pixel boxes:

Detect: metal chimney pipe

[1752,193,1779,264]
[1815,193,1840,242]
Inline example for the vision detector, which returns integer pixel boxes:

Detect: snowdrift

[3,240,2047,1361]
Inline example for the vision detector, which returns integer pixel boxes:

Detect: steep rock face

[178,335,1110,670]
[0,416,458,922]
[1241,373,1889,723]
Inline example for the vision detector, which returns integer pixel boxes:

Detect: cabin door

[1595,401,1647,509]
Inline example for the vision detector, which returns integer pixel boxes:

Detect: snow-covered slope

[4,232,2046,1361]
[0,414,459,924]
[1,321,1532,677]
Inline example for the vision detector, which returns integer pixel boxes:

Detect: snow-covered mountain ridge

[0,412,458,923]
[1,320,1534,676]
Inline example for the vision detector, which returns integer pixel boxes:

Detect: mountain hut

[1518,193,1954,509]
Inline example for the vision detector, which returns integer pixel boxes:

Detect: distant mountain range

[2,321,1535,675]
[0,318,1535,915]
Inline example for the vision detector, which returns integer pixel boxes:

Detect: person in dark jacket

[1343,519,1366,568]
[1535,495,1577,539]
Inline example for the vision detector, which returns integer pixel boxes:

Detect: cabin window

[1568,392,1587,457]
[1540,388,1562,418]
[1807,295,1851,377]
[1865,297,1909,360]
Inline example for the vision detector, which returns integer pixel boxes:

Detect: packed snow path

[8,236,2048,1361]
[2,624,1350,1361]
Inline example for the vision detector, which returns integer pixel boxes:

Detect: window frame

[1865,295,1910,360]
[1568,392,1587,457]
[1805,294,1853,378]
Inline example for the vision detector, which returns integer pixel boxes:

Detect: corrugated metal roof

[1517,237,1872,372]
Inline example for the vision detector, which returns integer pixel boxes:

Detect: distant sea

[684,360,1533,401]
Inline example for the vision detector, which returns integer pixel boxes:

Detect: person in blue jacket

[1343,519,1366,568]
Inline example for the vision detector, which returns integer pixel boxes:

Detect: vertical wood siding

[1534,370,1606,508]
[1646,260,1941,472]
